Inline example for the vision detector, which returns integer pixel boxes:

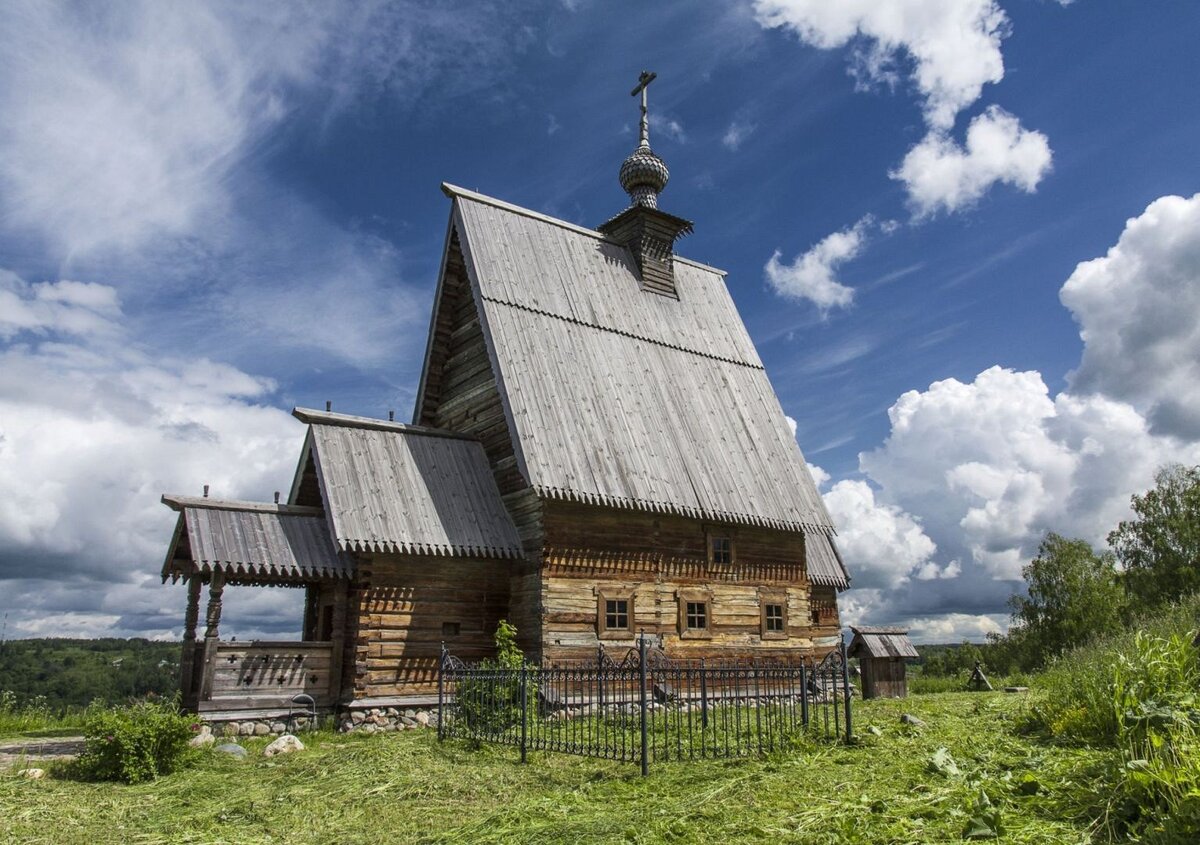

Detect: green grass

[0,693,1115,845]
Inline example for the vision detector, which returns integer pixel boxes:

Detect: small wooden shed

[848,626,918,699]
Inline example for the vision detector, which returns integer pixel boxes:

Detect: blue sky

[1,0,1198,643]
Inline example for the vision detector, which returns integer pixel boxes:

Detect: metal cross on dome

[630,70,657,148]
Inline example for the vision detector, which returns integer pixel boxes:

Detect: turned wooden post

[199,572,225,703]
[179,577,202,708]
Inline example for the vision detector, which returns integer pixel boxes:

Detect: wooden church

[160,74,849,721]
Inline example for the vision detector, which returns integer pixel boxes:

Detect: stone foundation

[203,715,317,738]
[337,707,438,734]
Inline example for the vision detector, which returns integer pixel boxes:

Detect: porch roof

[161,495,353,585]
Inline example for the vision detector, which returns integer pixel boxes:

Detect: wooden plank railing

[197,641,336,712]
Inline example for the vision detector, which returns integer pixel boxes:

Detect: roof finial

[620,70,669,209]
[631,70,656,148]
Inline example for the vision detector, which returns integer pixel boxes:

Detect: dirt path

[0,736,84,766]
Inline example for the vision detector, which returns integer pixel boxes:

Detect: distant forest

[0,638,180,710]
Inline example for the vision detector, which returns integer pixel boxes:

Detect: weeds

[0,690,85,736]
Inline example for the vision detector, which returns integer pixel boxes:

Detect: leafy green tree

[1007,533,1125,669]
[1109,464,1200,608]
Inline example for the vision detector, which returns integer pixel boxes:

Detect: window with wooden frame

[705,526,736,567]
[759,591,788,640]
[677,590,713,638]
[596,589,635,638]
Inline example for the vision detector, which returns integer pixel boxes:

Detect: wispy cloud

[722,121,756,151]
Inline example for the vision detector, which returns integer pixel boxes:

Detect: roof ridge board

[292,407,478,441]
[479,295,764,369]
[441,183,726,276]
[161,495,324,516]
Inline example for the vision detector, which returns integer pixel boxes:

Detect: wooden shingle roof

[293,408,524,559]
[443,185,837,538]
[806,533,850,590]
[848,626,919,660]
[161,496,352,584]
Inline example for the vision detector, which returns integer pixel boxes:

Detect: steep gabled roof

[436,184,836,536]
[161,496,351,584]
[291,408,523,559]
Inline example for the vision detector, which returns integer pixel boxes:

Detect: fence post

[699,658,708,730]
[840,638,853,743]
[437,641,446,742]
[800,661,809,728]
[638,631,649,777]
[597,642,605,713]
[520,662,528,764]
[753,661,763,754]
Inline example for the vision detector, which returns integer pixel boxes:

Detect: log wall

[349,554,510,698]
[539,501,839,662]
[417,229,542,655]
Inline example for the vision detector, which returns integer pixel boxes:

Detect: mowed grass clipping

[1,693,1110,845]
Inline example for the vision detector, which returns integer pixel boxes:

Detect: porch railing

[185,640,336,712]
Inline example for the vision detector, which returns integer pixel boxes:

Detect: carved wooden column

[199,571,225,703]
[179,577,202,708]
[204,572,225,638]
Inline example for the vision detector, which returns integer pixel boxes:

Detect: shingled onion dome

[599,71,693,298]
[619,141,669,209]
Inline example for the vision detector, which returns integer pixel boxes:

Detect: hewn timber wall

[349,554,510,698]
[417,228,542,656]
[539,501,840,662]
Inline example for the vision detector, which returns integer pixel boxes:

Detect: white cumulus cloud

[0,270,303,637]
[752,0,1009,131]
[822,478,938,589]
[765,216,872,310]
[892,106,1053,216]
[1061,192,1200,440]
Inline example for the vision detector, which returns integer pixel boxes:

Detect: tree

[1007,533,1125,669]
[1109,464,1200,608]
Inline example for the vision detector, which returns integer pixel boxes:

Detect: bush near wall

[73,697,196,784]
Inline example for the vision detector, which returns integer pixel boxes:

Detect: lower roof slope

[294,408,523,559]
[806,534,850,591]
[162,496,352,584]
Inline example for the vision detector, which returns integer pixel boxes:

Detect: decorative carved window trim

[759,589,788,640]
[677,589,714,639]
[596,587,636,639]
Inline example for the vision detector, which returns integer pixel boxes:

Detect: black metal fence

[437,636,852,775]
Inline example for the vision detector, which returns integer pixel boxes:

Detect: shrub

[453,620,532,735]
[74,697,195,783]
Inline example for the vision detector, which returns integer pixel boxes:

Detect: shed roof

[293,408,523,558]
[806,534,850,590]
[848,626,919,660]
[161,496,351,584]
[444,185,836,537]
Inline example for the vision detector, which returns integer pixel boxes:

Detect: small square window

[686,601,708,630]
[442,622,460,637]
[765,604,785,632]
[605,599,629,631]
[711,536,732,565]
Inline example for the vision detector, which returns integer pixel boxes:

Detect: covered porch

[162,495,355,720]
